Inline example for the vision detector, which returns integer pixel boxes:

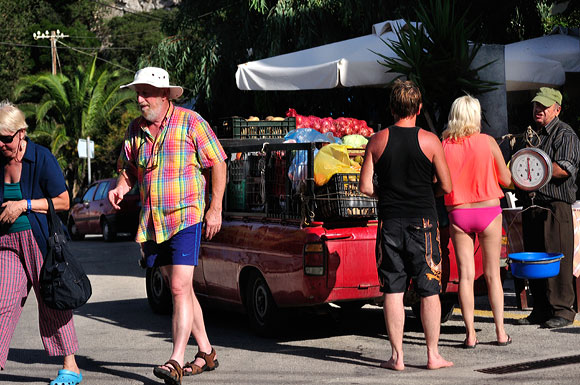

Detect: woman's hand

[0,200,26,225]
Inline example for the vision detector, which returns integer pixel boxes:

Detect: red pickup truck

[145,140,506,334]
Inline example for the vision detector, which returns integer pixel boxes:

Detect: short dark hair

[390,80,422,120]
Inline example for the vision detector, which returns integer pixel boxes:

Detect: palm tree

[14,57,135,195]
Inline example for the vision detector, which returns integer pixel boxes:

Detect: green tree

[102,8,171,71]
[139,0,570,128]
[13,58,135,195]
[376,0,498,134]
[139,0,419,120]
[0,0,103,99]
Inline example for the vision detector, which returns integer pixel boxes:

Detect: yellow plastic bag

[314,144,361,186]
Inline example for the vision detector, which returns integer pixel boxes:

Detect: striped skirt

[0,229,78,369]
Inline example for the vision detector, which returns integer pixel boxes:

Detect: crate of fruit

[217,117,296,139]
[315,173,377,220]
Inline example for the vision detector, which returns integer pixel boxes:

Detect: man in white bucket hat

[120,67,184,100]
[110,67,226,384]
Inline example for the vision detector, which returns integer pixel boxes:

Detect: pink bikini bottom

[447,205,502,233]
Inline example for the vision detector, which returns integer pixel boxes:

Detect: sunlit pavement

[3,239,580,385]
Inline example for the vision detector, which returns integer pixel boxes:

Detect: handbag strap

[45,198,62,235]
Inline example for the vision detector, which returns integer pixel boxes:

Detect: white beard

[142,107,160,123]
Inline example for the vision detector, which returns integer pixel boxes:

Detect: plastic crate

[227,180,246,211]
[217,117,296,139]
[229,159,246,182]
[246,177,265,211]
[316,173,377,220]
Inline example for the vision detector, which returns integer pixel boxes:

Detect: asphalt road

[2,236,580,385]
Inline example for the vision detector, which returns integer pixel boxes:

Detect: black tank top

[375,125,437,219]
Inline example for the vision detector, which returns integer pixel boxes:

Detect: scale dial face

[510,148,552,191]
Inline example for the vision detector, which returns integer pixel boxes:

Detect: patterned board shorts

[376,217,442,297]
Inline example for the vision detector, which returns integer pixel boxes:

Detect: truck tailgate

[323,225,379,289]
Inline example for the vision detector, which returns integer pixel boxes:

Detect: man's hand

[109,171,134,210]
[203,206,222,240]
[108,188,125,210]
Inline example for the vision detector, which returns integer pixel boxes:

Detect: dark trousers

[522,201,576,321]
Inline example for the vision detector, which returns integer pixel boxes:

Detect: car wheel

[145,267,172,315]
[68,218,85,240]
[411,299,456,324]
[245,270,278,335]
[101,219,116,242]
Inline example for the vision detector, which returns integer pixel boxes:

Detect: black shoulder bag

[39,198,92,310]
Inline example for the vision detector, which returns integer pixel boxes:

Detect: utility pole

[33,30,68,75]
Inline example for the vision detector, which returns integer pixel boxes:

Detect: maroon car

[68,178,140,241]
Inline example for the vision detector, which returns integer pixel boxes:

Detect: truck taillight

[303,242,325,276]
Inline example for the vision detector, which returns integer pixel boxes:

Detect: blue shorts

[142,223,202,268]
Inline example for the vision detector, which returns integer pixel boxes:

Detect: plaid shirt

[118,103,227,243]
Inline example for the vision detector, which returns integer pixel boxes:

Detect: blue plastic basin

[508,252,563,279]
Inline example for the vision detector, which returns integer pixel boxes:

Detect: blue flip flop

[50,369,83,385]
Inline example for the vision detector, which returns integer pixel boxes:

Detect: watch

[510,148,552,191]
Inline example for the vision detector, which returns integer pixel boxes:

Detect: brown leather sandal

[183,348,219,376]
[153,359,183,385]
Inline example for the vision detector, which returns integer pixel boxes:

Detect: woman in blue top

[0,101,82,385]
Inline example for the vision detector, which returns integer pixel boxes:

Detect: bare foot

[380,358,405,371]
[427,354,453,370]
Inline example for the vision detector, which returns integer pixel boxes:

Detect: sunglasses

[0,130,21,144]
[136,130,167,172]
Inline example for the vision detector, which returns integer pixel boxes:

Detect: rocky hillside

[104,0,181,18]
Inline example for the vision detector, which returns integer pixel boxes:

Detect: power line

[57,46,137,51]
[57,40,134,73]
[0,41,50,48]
[0,40,137,50]
[68,32,151,39]
[57,39,197,99]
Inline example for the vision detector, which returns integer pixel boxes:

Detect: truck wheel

[338,301,366,313]
[101,219,116,242]
[245,271,278,335]
[146,267,172,315]
[68,218,84,240]
[411,299,455,324]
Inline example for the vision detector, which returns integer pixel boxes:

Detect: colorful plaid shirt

[118,103,226,244]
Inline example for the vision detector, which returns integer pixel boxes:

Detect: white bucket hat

[120,67,184,100]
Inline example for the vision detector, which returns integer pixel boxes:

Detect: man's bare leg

[421,294,453,369]
[189,279,214,368]
[380,293,405,371]
[159,265,195,370]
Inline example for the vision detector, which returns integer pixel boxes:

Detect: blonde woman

[0,101,82,384]
[442,95,512,348]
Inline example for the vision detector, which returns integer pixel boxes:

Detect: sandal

[50,369,83,385]
[462,339,478,349]
[183,348,219,376]
[496,335,512,346]
[153,359,183,385]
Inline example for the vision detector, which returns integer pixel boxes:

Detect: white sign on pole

[77,139,95,159]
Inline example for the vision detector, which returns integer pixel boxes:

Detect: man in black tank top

[360,80,453,370]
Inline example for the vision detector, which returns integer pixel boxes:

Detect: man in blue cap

[516,87,580,328]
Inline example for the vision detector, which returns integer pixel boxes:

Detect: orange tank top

[442,133,504,206]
